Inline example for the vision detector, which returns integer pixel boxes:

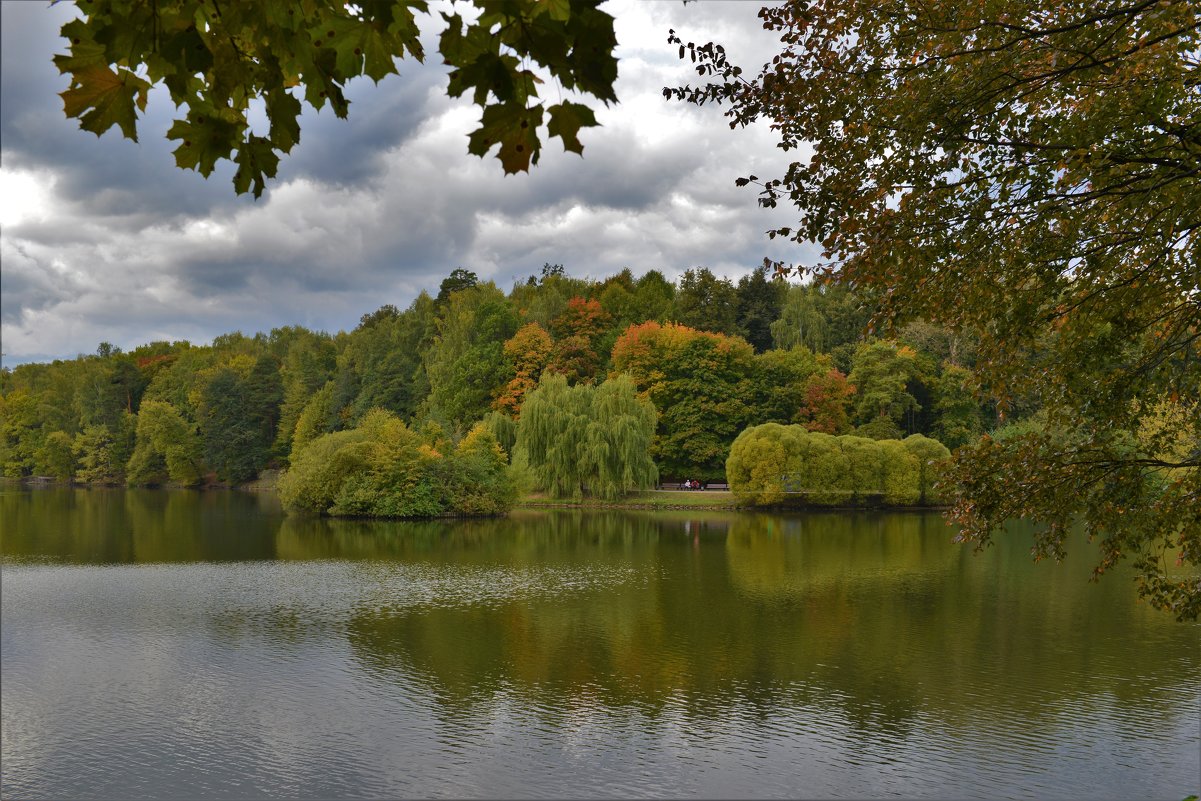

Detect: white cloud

[0,0,814,365]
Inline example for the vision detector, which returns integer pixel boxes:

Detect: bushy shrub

[796,431,853,505]
[727,423,949,507]
[727,423,791,505]
[878,439,922,505]
[839,435,884,502]
[902,434,952,504]
[279,409,515,518]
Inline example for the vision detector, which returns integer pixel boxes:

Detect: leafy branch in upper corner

[54,0,618,196]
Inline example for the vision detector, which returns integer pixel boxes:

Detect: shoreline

[4,478,948,512]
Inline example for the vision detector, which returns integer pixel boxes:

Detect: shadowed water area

[2,487,1198,799]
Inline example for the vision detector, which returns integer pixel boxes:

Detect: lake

[2,487,1198,799]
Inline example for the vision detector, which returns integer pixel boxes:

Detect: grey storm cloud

[0,0,819,365]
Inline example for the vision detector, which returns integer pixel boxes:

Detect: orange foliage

[493,322,553,418]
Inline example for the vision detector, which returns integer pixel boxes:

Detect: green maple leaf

[538,0,572,23]
[52,20,105,72]
[59,64,150,141]
[265,89,302,152]
[468,102,544,174]
[324,17,401,83]
[547,101,597,155]
[167,109,242,176]
[233,136,281,198]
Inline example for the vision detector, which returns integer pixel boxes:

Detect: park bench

[658,481,730,491]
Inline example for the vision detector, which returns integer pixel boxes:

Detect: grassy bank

[517,490,741,511]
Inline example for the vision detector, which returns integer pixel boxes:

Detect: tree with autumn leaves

[671,0,1201,618]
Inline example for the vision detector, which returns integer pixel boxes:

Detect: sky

[0,0,815,366]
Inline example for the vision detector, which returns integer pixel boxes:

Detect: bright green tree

[902,434,951,506]
[847,341,923,434]
[274,329,338,457]
[35,431,76,481]
[423,283,520,431]
[933,364,985,450]
[73,418,135,485]
[126,400,206,486]
[728,424,943,509]
[516,373,657,500]
[279,408,515,518]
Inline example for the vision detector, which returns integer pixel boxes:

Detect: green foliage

[771,283,871,354]
[727,423,946,508]
[57,0,617,195]
[35,431,76,481]
[749,347,822,425]
[4,267,987,506]
[436,269,479,305]
[192,356,282,483]
[516,373,657,500]
[848,341,924,432]
[274,329,338,457]
[725,423,793,506]
[336,294,435,427]
[291,381,339,455]
[73,417,135,485]
[902,434,951,506]
[126,400,205,486]
[278,408,514,518]
[481,409,518,456]
[672,268,740,337]
[0,390,43,477]
[671,1,1201,616]
[933,364,984,450]
[877,439,921,507]
[610,321,757,480]
[423,283,519,431]
[854,416,903,441]
[839,436,883,503]
[735,266,787,353]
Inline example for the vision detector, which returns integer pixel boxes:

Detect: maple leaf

[167,109,243,177]
[233,136,281,199]
[468,102,545,174]
[59,64,150,142]
[547,101,598,155]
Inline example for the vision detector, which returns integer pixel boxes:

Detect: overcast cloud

[0,0,815,365]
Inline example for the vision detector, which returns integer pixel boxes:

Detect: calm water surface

[2,487,1198,799]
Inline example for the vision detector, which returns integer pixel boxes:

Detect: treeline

[0,264,994,496]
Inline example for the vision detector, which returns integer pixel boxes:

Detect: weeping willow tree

[516,373,657,501]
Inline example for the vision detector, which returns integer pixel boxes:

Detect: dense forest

[1,264,994,498]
